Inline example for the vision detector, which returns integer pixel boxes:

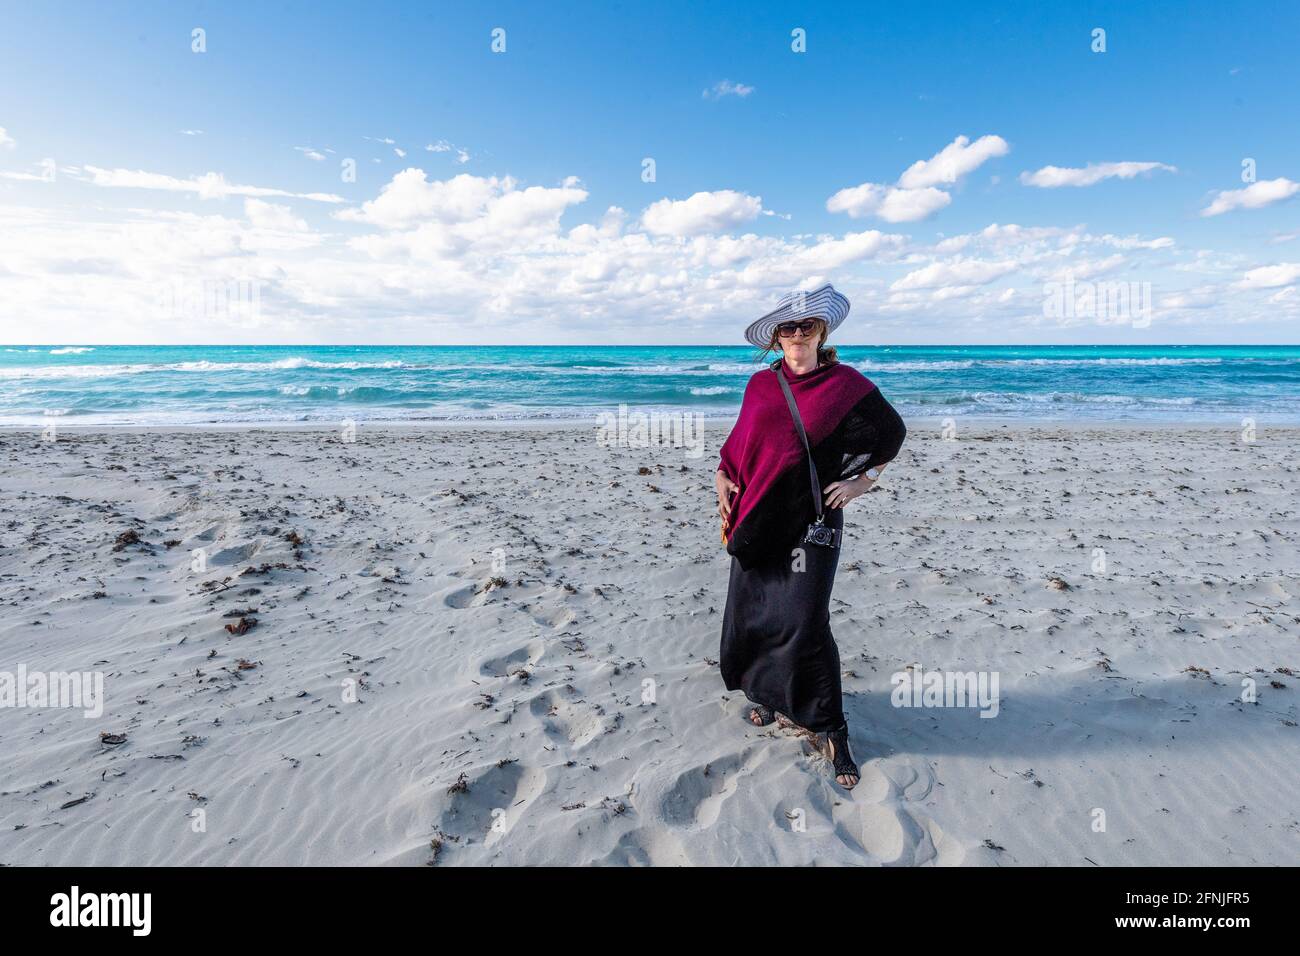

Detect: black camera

[803,521,841,549]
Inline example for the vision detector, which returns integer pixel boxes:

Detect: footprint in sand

[436,761,549,850]
[658,749,759,829]
[443,576,509,610]
[209,541,260,566]
[479,641,544,678]
[528,690,604,748]
[443,583,479,609]
[531,605,576,629]
[597,826,692,866]
[830,760,960,866]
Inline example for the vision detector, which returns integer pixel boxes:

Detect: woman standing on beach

[715,285,906,790]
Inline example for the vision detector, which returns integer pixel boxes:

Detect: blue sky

[1,0,1298,344]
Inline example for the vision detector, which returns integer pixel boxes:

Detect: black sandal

[747,702,775,726]
[821,723,859,790]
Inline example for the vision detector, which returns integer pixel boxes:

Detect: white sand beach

[1,422,1297,866]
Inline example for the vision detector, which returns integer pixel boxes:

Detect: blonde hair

[757,317,839,366]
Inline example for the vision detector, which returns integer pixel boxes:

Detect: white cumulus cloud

[245,198,309,232]
[336,169,589,261]
[826,183,951,222]
[897,134,1010,189]
[828,134,1007,224]
[641,190,763,236]
[1201,178,1299,217]
[1238,262,1300,288]
[1020,161,1176,188]
[891,257,1020,291]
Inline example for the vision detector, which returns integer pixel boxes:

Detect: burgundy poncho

[719,359,902,566]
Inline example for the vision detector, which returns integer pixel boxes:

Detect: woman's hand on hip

[823,475,873,509]
[715,470,740,520]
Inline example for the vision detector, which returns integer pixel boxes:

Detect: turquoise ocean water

[2,345,1298,425]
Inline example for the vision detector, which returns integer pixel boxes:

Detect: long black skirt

[720,507,845,733]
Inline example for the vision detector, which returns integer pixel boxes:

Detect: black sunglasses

[776,319,819,337]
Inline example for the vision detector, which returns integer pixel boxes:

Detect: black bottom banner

[0,866,1284,941]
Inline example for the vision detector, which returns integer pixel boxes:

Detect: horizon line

[6,343,1300,349]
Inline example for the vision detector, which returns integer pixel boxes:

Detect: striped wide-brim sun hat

[743,283,851,348]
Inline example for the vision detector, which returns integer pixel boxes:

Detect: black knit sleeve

[834,388,906,480]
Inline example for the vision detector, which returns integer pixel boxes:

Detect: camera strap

[774,362,824,524]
